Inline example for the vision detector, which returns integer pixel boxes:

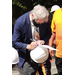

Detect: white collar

[30,13,34,26]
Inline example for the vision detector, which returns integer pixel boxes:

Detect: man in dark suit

[12,4,52,75]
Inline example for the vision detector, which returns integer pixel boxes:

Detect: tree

[12,0,62,33]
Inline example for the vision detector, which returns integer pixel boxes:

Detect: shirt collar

[30,13,34,26]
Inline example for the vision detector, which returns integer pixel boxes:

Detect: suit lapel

[26,11,32,39]
[27,24,32,39]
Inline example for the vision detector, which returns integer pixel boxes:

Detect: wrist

[26,44,30,49]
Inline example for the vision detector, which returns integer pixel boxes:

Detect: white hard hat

[50,5,60,13]
[12,48,19,64]
[30,45,49,63]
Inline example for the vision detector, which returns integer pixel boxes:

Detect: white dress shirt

[30,14,39,40]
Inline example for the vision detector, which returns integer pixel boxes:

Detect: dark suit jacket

[12,11,52,68]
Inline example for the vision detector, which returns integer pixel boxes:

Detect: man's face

[35,19,45,24]
[35,16,49,24]
[31,12,49,27]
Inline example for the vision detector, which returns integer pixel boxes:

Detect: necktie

[34,27,47,75]
[34,27,40,41]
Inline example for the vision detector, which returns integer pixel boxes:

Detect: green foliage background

[12,0,62,33]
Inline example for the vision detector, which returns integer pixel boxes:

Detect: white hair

[31,4,49,20]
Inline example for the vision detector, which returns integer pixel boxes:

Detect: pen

[30,38,36,42]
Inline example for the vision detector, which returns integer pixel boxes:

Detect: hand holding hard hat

[12,48,19,64]
[30,45,57,63]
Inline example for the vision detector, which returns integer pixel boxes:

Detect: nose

[39,22,43,24]
[40,21,45,24]
[39,23,41,24]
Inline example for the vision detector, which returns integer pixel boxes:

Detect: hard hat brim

[12,48,19,64]
[30,45,49,63]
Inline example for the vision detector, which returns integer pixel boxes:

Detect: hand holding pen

[26,41,38,50]
[30,38,45,45]
[26,38,45,50]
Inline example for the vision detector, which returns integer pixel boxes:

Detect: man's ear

[30,12,34,20]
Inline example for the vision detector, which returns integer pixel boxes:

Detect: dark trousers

[18,52,51,75]
[55,56,62,75]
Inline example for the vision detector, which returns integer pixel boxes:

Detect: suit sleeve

[12,20,28,53]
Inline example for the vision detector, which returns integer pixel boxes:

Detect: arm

[49,32,56,47]
[48,32,56,57]
[12,21,28,53]
[49,11,56,56]
[12,20,38,53]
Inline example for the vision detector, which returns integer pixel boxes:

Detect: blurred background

[12,0,62,34]
[12,0,62,75]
